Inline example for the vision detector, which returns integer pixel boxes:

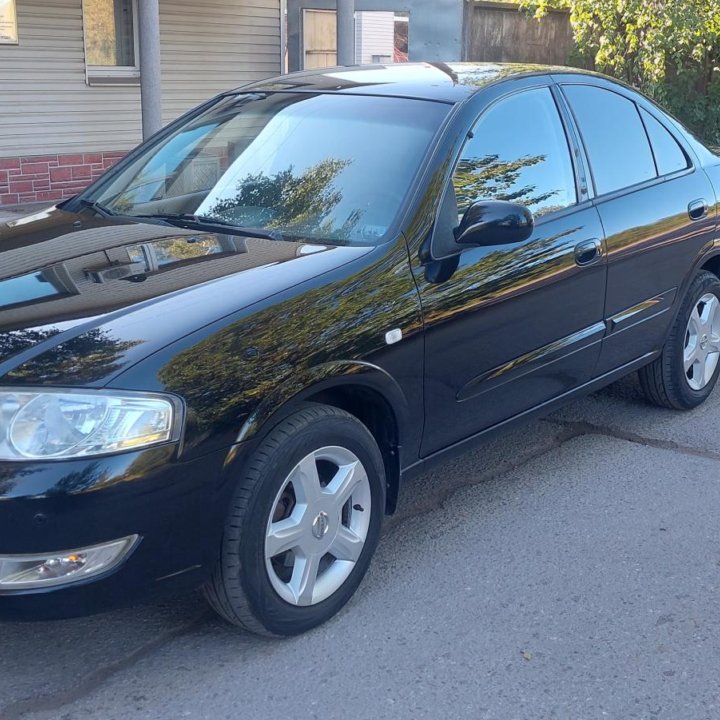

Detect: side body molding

[457,322,606,402]
[607,288,677,334]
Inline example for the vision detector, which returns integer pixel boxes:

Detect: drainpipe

[138,0,163,140]
[336,0,355,66]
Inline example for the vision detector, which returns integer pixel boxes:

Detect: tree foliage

[520,0,720,144]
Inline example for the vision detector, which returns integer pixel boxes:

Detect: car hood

[0,206,372,385]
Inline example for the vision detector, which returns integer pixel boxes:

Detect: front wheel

[204,404,385,636]
[639,270,720,409]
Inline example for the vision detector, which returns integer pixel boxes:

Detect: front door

[414,85,607,456]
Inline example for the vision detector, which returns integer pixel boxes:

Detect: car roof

[236,62,597,103]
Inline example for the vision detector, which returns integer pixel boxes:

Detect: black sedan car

[1,63,720,636]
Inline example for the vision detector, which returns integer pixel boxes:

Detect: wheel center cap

[701,334,709,350]
[312,511,330,539]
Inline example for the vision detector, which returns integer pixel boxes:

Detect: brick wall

[0,152,127,206]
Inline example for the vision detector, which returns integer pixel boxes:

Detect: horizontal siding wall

[355,12,395,65]
[0,0,141,156]
[160,0,281,124]
[0,0,281,158]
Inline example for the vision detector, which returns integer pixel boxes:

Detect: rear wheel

[204,404,385,636]
[639,270,720,409]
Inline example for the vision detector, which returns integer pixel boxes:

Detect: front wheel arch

[236,362,408,514]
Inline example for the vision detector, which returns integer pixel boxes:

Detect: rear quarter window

[639,107,690,176]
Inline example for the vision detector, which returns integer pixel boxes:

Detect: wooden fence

[463,1,575,67]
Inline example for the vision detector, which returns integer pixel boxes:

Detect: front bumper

[0,442,239,621]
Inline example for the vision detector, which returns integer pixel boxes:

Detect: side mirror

[455,200,534,247]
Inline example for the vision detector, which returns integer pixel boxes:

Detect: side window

[639,107,690,176]
[563,84,656,195]
[452,87,577,220]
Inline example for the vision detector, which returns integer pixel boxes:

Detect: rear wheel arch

[654,246,720,346]
[700,252,720,280]
[639,269,720,409]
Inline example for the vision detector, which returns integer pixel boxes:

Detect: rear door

[558,80,717,374]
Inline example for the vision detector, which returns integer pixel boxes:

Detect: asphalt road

[2,374,720,720]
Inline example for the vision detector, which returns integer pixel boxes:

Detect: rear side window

[563,84,656,195]
[452,87,577,219]
[639,107,690,176]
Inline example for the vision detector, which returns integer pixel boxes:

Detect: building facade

[0,0,282,206]
[287,0,462,73]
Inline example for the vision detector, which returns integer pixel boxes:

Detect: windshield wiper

[78,198,117,218]
[133,213,285,241]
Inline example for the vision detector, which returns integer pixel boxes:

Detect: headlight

[0,389,180,460]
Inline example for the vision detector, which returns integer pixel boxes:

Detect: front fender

[237,360,410,446]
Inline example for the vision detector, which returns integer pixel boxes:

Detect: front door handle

[688,199,709,221]
[575,238,602,266]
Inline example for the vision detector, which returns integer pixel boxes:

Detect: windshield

[86,92,450,245]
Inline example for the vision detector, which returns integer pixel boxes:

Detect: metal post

[279,0,288,73]
[336,0,355,66]
[138,0,163,140]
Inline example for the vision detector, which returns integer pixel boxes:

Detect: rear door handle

[575,238,602,266]
[688,199,709,221]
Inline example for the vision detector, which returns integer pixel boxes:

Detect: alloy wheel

[684,292,720,391]
[264,446,372,606]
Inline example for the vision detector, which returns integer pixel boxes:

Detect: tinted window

[91,94,449,245]
[452,87,576,219]
[563,85,656,195]
[640,107,690,176]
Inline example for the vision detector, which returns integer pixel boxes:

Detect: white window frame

[0,0,19,45]
[82,0,140,86]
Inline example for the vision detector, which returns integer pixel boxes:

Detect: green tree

[519,0,720,144]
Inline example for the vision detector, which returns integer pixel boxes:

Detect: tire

[203,403,385,636]
[639,270,720,410]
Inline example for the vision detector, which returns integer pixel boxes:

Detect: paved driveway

[2,376,720,720]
